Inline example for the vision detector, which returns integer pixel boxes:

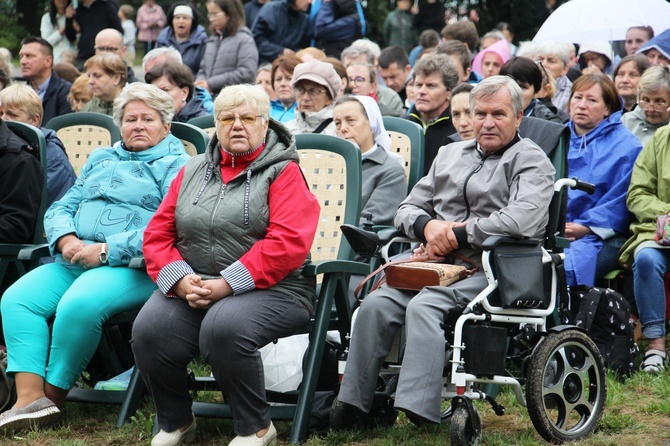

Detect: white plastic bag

[260,334,309,392]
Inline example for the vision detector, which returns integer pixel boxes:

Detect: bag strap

[354,253,479,302]
[312,118,333,134]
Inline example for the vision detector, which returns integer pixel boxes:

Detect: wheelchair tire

[450,404,481,446]
[525,329,606,443]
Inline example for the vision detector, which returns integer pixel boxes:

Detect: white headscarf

[352,95,391,152]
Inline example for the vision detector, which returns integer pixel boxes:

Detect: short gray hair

[341,44,375,66]
[142,46,182,70]
[470,75,524,116]
[638,65,670,95]
[214,84,270,118]
[534,41,572,67]
[113,83,175,128]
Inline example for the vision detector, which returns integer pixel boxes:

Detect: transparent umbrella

[533,0,670,43]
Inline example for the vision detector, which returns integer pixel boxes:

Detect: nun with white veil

[333,94,407,226]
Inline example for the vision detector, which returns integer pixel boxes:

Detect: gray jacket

[394,138,555,259]
[361,145,407,226]
[196,27,259,96]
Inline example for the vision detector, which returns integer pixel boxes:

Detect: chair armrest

[17,244,50,260]
[128,256,146,269]
[481,236,541,251]
[303,260,371,276]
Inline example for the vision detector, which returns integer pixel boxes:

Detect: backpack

[569,286,637,379]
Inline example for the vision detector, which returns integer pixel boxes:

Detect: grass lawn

[2,366,669,446]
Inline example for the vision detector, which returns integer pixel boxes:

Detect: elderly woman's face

[87,64,122,102]
[333,101,374,153]
[614,61,642,99]
[295,80,332,112]
[256,70,276,101]
[121,100,170,152]
[638,88,670,125]
[216,103,269,154]
[173,14,193,40]
[150,75,189,115]
[569,83,609,135]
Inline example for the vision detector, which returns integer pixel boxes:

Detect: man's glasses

[295,86,326,98]
[95,46,120,53]
[348,76,369,87]
[218,114,264,126]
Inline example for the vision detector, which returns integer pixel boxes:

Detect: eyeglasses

[295,86,326,98]
[95,46,120,53]
[348,76,369,87]
[207,12,225,18]
[638,96,669,110]
[534,59,550,83]
[217,114,264,126]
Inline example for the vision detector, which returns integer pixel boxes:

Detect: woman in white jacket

[40,0,77,64]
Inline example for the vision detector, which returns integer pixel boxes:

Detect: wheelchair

[340,177,607,445]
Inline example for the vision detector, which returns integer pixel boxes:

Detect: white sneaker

[151,418,196,446]
[228,422,277,446]
[640,349,668,375]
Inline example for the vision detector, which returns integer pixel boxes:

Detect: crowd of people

[0,0,669,444]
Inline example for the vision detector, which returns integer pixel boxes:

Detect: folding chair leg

[116,367,146,427]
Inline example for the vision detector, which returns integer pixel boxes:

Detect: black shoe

[329,396,356,430]
[402,408,437,427]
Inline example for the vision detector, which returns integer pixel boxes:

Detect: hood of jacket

[578,40,614,70]
[113,132,186,162]
[637,28,670,61]
[205,119,299,173]
[472,39,511,77]
[569,109,625,149]
[0,120,36,157]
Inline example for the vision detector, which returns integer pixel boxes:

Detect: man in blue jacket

[252,0,311,64]
[18,37,73,126]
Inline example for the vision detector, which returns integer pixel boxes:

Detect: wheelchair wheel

[450,404,481,446]
[525,329,606,443]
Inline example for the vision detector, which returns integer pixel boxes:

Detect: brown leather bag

[355,254,479,300]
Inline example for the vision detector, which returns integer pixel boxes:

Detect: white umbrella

[533,0,670,43]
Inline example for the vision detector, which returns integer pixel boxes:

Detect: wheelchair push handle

[554,177,595,195]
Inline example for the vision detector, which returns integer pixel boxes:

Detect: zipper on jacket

[462,153,485,221]
[209,182,227,267]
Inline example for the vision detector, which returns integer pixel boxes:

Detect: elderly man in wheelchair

[332,75,606,445]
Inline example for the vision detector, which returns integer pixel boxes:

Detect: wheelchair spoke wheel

[450,404,481,446]
[526,329,606,443]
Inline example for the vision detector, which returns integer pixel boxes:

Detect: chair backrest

[187,115,216,138]
[295,134,361,264]
[382,116,424,192]
[170,121,210,156]
[45,112,121,175]
[5,121,48,244]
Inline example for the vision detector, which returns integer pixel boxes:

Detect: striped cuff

[157,260,195,296]
[221,261,255,295]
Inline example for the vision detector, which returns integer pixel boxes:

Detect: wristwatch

[99,243,108,264]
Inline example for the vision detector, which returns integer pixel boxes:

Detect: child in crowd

[119,5,137,65]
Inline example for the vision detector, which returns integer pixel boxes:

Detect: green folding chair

[170,121,210,156]
[45,112,121,175]
[383,116,424,193]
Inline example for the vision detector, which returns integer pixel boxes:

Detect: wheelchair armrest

[340,224,383,256]
[303,259,371,276]
[481,236,541,251]
[376,227,406,245]
[17,243,50,260]
[128,256,146,269]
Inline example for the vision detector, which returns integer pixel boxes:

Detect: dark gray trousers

[338,270,488,423]
[132,289,310,435]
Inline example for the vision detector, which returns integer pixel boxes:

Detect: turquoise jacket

[45,133,189,266]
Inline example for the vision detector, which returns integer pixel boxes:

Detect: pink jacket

[136,3,167,42]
